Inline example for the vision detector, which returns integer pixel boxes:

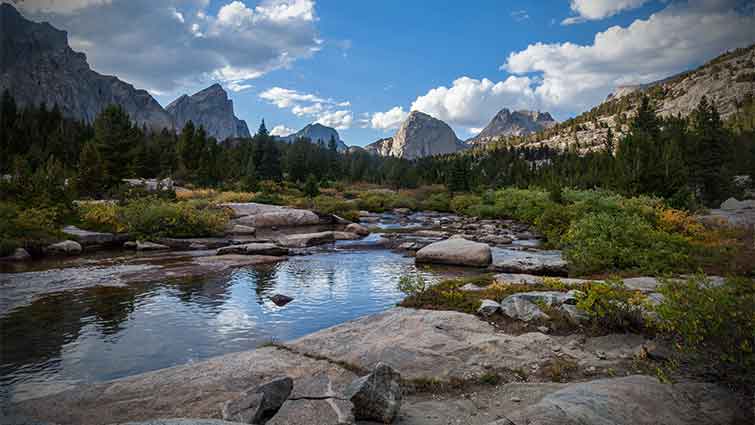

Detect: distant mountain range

[0,3,248,141]
[276,123,349,152]
[467,109,557,145]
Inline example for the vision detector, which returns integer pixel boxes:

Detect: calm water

[0,249,461,402]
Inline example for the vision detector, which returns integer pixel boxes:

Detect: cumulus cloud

[270,124,296,136]
[409,76,537,128]
[505,0,755,114]
[316,110,353,130]
[259,86,353,128]
[562,0,650,24]
[9,0,321,95]
[369,106,408,130]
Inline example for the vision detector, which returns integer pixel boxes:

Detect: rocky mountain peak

[365,110,466,159]
[166,84,250,141]
[0,3,173,130]
[468,108,557,145]
[278,123,348,152]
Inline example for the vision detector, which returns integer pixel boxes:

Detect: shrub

[534,206,575,247]
[576,279,650,333]
[120,199,230,239]
[420,192,451,212]
[397,274,430,297]
[0,202,61,255]
[450,194,482,215]
[313,195,359,222]
[492,188,554,223]
[655,275,754,385]
[77,202,126,233]
[213,191,255,203]
[357,190,397,212]
[563,212,693,275]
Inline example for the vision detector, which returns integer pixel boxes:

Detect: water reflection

[0,250,460,402]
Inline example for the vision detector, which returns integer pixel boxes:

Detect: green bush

[576,279,650,333]
[0,202,61,255]
[492,188,554,223]
[77,202,126,233]
[450,194,482,215]
[420,192,451,212]
[356,191,394,212]
[121,199,230,239]
[563,212,693,275]
[656,275,754,384]
[313,195,359,222]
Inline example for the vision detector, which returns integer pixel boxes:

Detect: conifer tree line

[1,88,753,209]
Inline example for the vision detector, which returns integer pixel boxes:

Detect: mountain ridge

[365,111,467,159]
[166,84,250,140]
[467,108,557,145]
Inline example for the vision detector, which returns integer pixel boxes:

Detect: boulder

[267,398,354,425]
[116,420,250,425]
[415,238,492,267]
[216,243,288,257]
[477,299,501,316]
[413,230,448,238]
[158,238,233,250]
[224,203,321,227]
[345,223,370,236]
[135,241,170,251]
[62,225,115,246]
[227,225,256,235]
[221,376,293,424]
[499,296,549,322]
[560,304,589,324]
[491,249,568,276]
[270,294,294,307]
[459,283,484,291]
[332,231,361,241]
[488,375,746,425]
[277,231,335,248]
[0,248,31,261]
[345,363,402,424]
[44,240,82,255]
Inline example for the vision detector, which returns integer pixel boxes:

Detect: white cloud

[504,0,755,115]
[511,10,529,22]
[11,0,321,94]
[409,76,537,128]
[369,106,408,130]
[563,0,650,24]
[467,127,484,135]
[259,86,353,128]
[316,110,353,130]
[270,125,296,136]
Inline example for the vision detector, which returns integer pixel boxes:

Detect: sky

[7,0,755,145]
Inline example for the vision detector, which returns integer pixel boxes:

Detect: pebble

[511,397,522,402]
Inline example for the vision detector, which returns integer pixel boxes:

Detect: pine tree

[303,174,320,198]
[691,96,730,206]
[95,105,134,189]
[242,157,258,191]
[77,141,105,198]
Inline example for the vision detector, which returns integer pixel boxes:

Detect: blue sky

[9,0,755,145]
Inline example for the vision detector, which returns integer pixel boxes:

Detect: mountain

[516,44,755,153]
[0,3,173,130]
[166,84,250,141]
[467,109,557,145]
[278,123,349,152]
[365,111,467,159]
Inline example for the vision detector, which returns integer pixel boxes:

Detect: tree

[691,96,730,206]
[303,174,320,198]
[95,105,134,189]
[77,142,105,198]
[242,157,258,191]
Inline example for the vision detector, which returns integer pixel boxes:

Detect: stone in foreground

[44,240,82,255]
[345,223,370,236]
[487,375,746,425]
[277,231,336,248]
[135,241,170,251]
[0,247,31,261]
[345,362,402,424]
[221,376,292,424]
[216,243,288,257]
[62,225,115,246]
[415,238,492,267]
[491,249,568,276]
[477,299,501,316]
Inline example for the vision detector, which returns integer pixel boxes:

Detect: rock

[477,299,501,316]
[491,249,568,276]
[345,223,370,236]
[166,84,250,141]
[478,234,513,245]
[62,225,115,246]
[158,238,234,250]
[224,203,321,227]
[413,230,448,238]
[537,326,550,333]
[0,3,173,131]
[277,231,335,248]
[123,241,137,249]
[227,225,256,235]
[221,376,292,424]
[345,363,402,423]
[415,238,492,267]
[459,283,484,291]
[216,243,288,257]
[495,273,597,286]
[636,341,673,362]
[267,398,354,425]
[136,241,170,251]
[44,240,82,255]
[499,296,549,322]
[332,231,361,241]
[116,420,251,425]
[278,123,349,152]
[0,247,31,261]
[560,304,589,324]
[488,375,746,425]
[364,111,467,159]
[270,294,294,307]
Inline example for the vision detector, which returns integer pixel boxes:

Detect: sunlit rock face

[365,111,467,159]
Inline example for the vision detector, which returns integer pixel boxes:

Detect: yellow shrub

[78,202,127,233]
[213,191,255,203]
[657,208,704,236]
[176,188,217,200]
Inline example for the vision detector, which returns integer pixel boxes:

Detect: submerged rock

[277,231,335,248]
[345,363,402,424]
[135,241,170,251]
[44,240,82,255]
[270,294,294,307]
[216,243,288,257]
[345,223,370,236]
[415,238,492,267]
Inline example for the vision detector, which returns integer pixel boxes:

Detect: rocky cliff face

[166,84,250,141]
[365,111,466,159]
[468,109,557,145]
[522,44,755,154]
[0,3,173,131]
[280,123,348,151]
